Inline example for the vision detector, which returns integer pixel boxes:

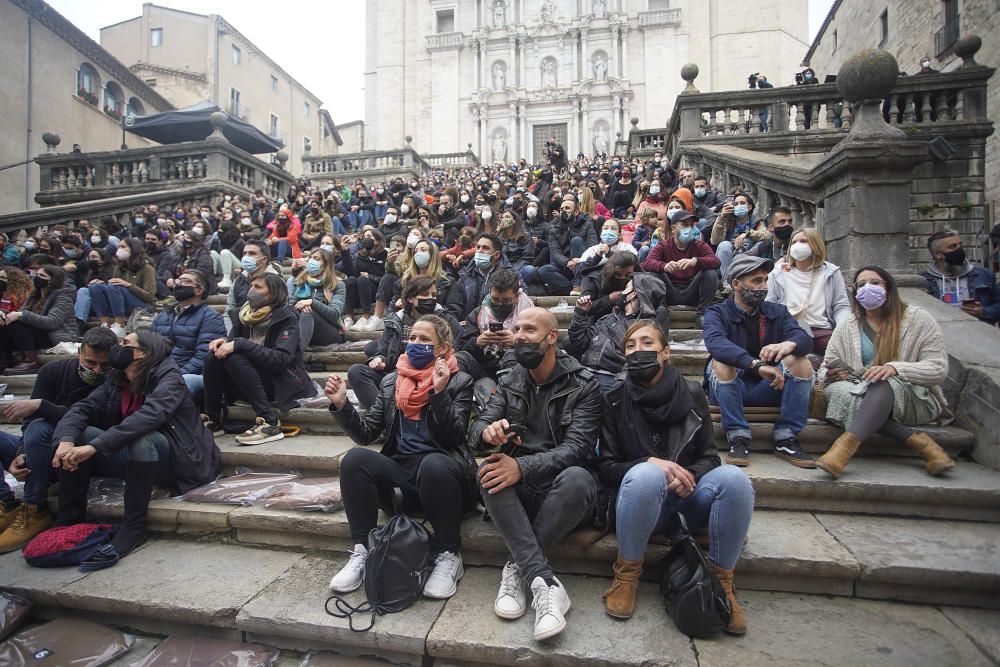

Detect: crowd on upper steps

[0,144,997,643]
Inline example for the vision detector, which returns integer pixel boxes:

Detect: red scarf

[395,350,458,420]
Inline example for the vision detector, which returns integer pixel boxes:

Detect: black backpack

[659,514,732,638]
[325,489,433,632]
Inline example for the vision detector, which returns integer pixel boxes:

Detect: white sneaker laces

[433,552,457,577]
[533,583,552,615]
[500,564,521,598]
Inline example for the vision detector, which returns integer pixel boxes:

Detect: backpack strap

[391,487,405,516]
[325,595,376,632]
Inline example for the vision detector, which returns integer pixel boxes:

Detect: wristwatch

[749,359,764,372]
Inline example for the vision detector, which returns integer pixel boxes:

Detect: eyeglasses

[855,278,887,289]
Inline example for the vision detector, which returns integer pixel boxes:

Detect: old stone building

[364,0,810,161]
[0,0,170,213]
[98,4,338,173]
[803,0,999,239]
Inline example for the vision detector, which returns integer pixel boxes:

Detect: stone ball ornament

[954,35,982,66]
[836,49,899,102]
[209,111,227,129]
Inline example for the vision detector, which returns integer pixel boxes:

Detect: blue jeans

[519,265,540,286]
[615,462,754,569]
[707,362,812,442]
[0,431,18,506]
[759,108,769,132]
[275,240,292,261]
[184,374,204,402]
[537,264,573,294]
[81,426,173,486]
[715,241,735,280]
[333,217,348,235]
[75,286,92,321]
[88,283,148,319]
[594,372,618,392]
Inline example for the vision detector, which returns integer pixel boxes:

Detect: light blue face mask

[241,255,260,274]
[414,251,431,268]
[694,187,707,198]
[667,208,684,221]
[733,204,749,217]
[600,230,618,245]
[320,244,335,253]
[474,251,493,269]
[678,226,700,244]
[306,258,323,276]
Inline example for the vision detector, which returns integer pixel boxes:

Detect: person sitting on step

[0,326,117,552]
[576,251,641,323]
[202,273,316,445]
[88,238,157,339]
[566,273,668,392]
[456,267,532,383]
[150,269,226,403]
[446,233,511,322]
[575,218,637,291]
[537,197,597,296]
[347,276,462,411]
[598,319,754,633]
[325,314,478,600]
[289,248,346,350]
[343,228,388,332]
[642,211,721,326]
[766,227,851,358]
[815,266,956,479]
[470,307,600,643]
[704,254,816,469]
[225,240,280,333]
[0,264,77,375]
[51,331,220,571]
[711,191,763,279]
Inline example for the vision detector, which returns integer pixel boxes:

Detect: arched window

[104,82,124,117]
[126,97,145,116]
[76,63,100,105]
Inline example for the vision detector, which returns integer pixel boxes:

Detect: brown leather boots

[816,432,863,479]
[711,563,747,635]
[905,432,956,476]
[603,555,643,618]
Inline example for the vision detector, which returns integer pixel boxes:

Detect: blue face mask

[405,342,436,369]
[64,248,78,258]
[241,255,260,274]
[320,244,335,253]
[667,208,684,221]
[678,226,700,244]
[733,204,749,218]
[306,258,323,276]
[474,251,493,269]
[134,217,145,226]
[600,230,618,245]
[694,187,706,198]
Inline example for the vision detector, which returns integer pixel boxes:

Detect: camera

[747,72,760,89]
[794,68,816,85]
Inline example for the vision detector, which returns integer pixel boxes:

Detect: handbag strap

[391,487,405,516]
[325,595,375,632]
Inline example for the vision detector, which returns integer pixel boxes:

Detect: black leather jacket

[468,352,601,492]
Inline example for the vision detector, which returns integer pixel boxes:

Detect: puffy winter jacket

[151,300,227,375]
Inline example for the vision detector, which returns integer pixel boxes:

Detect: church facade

[364,0,809,162]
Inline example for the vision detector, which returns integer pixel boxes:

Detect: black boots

[80,460,158,571]
[54,459,95,527]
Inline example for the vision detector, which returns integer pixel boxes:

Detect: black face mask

[607,277,630,292]
[0,280,7,293]
[311,208,320,215]
[514,337,549,370]
[773,225,794,241]
[108,345,136,370]
[415,297,437,315]
[173,285,197,302]
[361,238,375,251]
[942,247,966,266]
[560,211,572,222]
[145,242,159,254]
[738,283,769,309]
[33,276,49,290]
[492,303,514,320]
[487,194,497,204]
[182,240,193,250]
[625,350,663,384]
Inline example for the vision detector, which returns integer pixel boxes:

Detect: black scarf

[619,365,692,459]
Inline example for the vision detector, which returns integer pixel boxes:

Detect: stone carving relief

[492,61,507,90]
[539,0,556,25]
[492,0,507,28]
[593,52,608,81]
[540,57,558,88]
[593,124,610,156]
[492,131,508,163]
[593,0,607,17]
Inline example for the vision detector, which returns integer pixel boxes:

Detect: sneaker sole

[814,459,843,479]
[423,562,464,599]
[775,451,817,468]
[235,432,285,446]
[725,455,749,466]
[533,597,572,641]
[494,600,527,619]
[329,578,364,593]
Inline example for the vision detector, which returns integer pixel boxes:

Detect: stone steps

[1,538,997,666]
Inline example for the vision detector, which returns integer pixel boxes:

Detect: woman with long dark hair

[0,264,76,374]
[816,266,955,478]
[88,237,156,337]
[290,248,346,348]
[51,330,220,570]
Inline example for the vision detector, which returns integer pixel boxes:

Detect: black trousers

[0,322,51,354]
[660,268,718,314]
[202,351,276,421]
[345,275,380,314]
[376,274,398,307]
[346,363,386,410]
[339,447,478,552]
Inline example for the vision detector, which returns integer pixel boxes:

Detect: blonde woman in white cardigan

[816,265,955,479]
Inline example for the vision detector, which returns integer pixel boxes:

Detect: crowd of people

[0,146,995,643]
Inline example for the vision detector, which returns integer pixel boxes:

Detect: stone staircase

[1,294,999,665]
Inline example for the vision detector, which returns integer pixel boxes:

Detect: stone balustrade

[424,151,481,169]
[426,32,463,52]
[35,140,292,207]
[637,8,681,28]
[303,147,433,181]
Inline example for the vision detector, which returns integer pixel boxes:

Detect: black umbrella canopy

[124,101,284,154]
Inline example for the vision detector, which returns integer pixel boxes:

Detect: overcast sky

[47,0,834,125]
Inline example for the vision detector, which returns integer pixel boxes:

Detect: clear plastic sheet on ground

[128,635,279,667]
[298,651,346,666]
[179,472,301,505]
[3,471,23,501]
[44,342,80,355]
[87,477,170,514]
[0,617,133,667]
[669,338,707,352]
[547,299,574,313]
[0,592,32,642]
[263,477,342,512]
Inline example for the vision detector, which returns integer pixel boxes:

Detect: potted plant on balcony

[104,106,122,120]
[78,88,99,106]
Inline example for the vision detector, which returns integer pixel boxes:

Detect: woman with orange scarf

[325,314,477,600]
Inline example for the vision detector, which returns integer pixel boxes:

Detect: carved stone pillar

[508,103,518,162]
[620,26,629,79]
[479,39,489,90]
[581,99,590,154]
[610,29,619,79]
[479,106,490,161]
[612,95,621,140]
[508,37,517,87]
[580,29,589,80]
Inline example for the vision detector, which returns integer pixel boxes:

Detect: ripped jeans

[708,361,812,443]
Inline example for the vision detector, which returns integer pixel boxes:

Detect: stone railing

[426,32,463,52]
[303,147,433,181]
[637,8,681,28]
[35,139,292,207]
[424,150,481,169]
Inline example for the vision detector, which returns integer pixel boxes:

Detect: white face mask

[407,234,420,248]
[789,242,813,262]
[400,204,410,215]
[481,210,492,220]
[526,207,537,219]
[384,213,397,225]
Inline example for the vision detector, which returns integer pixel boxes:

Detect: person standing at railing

[754,75,773,132]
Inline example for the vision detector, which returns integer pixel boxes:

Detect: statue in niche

[593,55,607,81]
[492,133,507,163]
[540,59,557,88]
[492,62,506,90]
[492,0,506,28]
[593,0,607,17]
[540,0,555,24]
[593,127,610,156]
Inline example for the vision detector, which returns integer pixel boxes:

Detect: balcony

[934,16,960,57]
[426,32,463,52]
[638,8,681,28]
[304,147,432,181]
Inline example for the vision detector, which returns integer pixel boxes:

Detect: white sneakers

[494,561,527,619]
[218,276,233,289]
[351,316,370,331]
[342,316,355,330]
[493,563,571,641]
[367,315,385,331]
[329,544,368,593]
[108,323,127,339]
[529,575,571,641]
[423,551,463,599]
[329,545,464,601]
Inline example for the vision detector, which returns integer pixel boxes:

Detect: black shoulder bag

[659,514,732,638]
[325,488,433,632]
